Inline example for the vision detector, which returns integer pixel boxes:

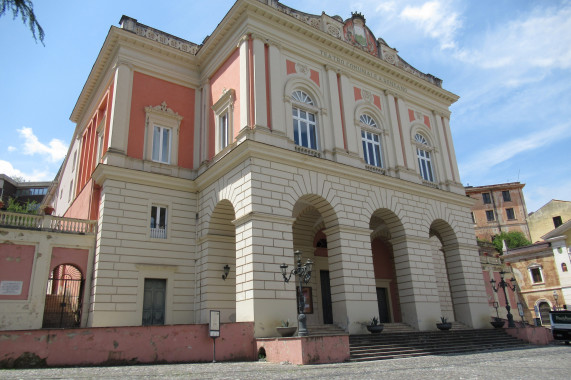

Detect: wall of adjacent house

[528,200,571,242]
[0,227,94,331]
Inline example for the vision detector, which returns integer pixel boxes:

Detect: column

[325,67,345,153]
[251,35,268,129]
[325,224,378,334]
[107,61,133,162]
[384,91,406,170]
[238,35,249,129]
[234,212,297,337]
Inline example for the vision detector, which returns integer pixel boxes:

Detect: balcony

[0,211,97,235]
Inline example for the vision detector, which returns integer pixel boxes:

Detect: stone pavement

[2,345,570,379]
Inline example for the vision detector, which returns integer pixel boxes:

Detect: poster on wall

[0,281,23,295]
[297,287,313,314]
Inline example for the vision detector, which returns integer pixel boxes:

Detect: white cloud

[375,1,397,14]
[459,123,571,178]
[0,160,53,182]
[400,1,461,50]
[7,146,16,152]
[454,5,571,72]
[18,127,67,162]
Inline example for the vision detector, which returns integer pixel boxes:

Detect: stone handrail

[0,211,97,234]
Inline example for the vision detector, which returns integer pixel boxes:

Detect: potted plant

[276,319,297,337]
[490,317,505,328]
[366,316,384,334]
[436,316,452,331]
[43,205,55,215]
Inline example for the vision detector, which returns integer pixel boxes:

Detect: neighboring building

[0,174,52,207]
[465,182,530,243]
[503,236,570,325]
[528,200,571,243]
[2,0,489,336]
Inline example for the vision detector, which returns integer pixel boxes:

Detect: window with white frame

[152,125,172,164]
[528,264,544,284]
[150,205,167,239]
[291,90,318,150]
[212,89,235,153]
[145,102,183,165]
[414,133,434,182]
[360,114,383,167]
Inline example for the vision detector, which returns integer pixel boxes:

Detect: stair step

[349,329,530,361]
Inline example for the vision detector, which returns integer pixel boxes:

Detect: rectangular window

[219,113,229,150]
[486,210,495,221]
[152,125,171,164]
[361,130,383,168]
[553,216,563,228]
[471,212,475,223]
[506,208,515,220]
[530,267,543,283]
[502,190,511,202]
[482,193,491,204]
[150,205,167,239]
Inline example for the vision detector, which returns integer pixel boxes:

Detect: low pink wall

[0,322,255,368]
[505,326,553,345]
[256,335,350,365]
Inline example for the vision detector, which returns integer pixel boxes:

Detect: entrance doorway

[320,270,333,324]
[142,278,166,325]
[376,287,391,323]
[42,264,84,328]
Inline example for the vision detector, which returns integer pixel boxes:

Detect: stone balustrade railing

[0,211,97,235]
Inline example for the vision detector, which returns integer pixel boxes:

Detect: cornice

[92,164,196,193]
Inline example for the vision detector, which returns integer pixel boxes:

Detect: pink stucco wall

[49,247,89,277]
[0,323,256,367]
[256,335,350,365]
[0,244,35,300]
[505,326,553,345]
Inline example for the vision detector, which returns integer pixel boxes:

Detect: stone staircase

[307,324,348,336]
[349,328,531,361]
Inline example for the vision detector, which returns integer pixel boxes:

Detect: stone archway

[42,264,84,328]
[369,209,404,324]
[199,199,236,323]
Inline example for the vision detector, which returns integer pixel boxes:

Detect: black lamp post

[490,270,517,328]
[280,250,313,337]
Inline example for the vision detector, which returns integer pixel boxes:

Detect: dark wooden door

[320,270,333,324]
[376,287,391,323]
[142,279,166,325]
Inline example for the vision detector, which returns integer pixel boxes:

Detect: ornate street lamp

[280,250,313,336]
[490,270,517,328]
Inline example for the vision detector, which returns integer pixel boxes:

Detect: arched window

[415,133,434,182]
[360,114,383,168]
[291,90,317,150]
[562,263,568,272]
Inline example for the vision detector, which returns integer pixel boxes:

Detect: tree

[0,0,44,45]
[492,231,532,253]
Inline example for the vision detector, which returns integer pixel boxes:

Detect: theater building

[36,0,489,336]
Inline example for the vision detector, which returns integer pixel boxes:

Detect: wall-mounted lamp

[553,290,559,310]
[222,264,230,280]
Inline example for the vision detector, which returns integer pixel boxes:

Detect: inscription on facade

[320,50,408,94]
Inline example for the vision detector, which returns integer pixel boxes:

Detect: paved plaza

[2,345,570,379]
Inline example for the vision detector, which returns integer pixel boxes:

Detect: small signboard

[0,281,23,296]
[209,310,220,338]
[517,302,524,317]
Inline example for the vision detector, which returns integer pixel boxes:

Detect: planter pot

[366,325,384,334]
[436,322,452,331]
[43,207,54,215]
[276,326,297,337]
[490,320,505,328]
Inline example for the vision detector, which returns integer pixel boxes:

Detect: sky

[1,0,570,213]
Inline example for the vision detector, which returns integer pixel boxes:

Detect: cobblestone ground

[2,345,570,379]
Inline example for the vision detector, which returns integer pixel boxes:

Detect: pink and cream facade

[47,0,489,336]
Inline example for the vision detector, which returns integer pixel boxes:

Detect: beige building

[528,200,571,243]
[3,0,490,336]
[465,182,530,243]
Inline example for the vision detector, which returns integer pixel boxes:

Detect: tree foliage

[6,197,38,214]
[0,0,44,45]
[492,231,532,253]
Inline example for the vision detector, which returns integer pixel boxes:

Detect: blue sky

[1,0,570,212]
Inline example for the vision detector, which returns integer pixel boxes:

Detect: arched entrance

[42,264,84,328]
[200,199,236,323]
[538,301,551,325]
[369,209,404,323]
[429,219,461,322]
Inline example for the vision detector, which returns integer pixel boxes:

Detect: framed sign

[209,310,220,338]
[297,287,313,314]
[517,302,524,317]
